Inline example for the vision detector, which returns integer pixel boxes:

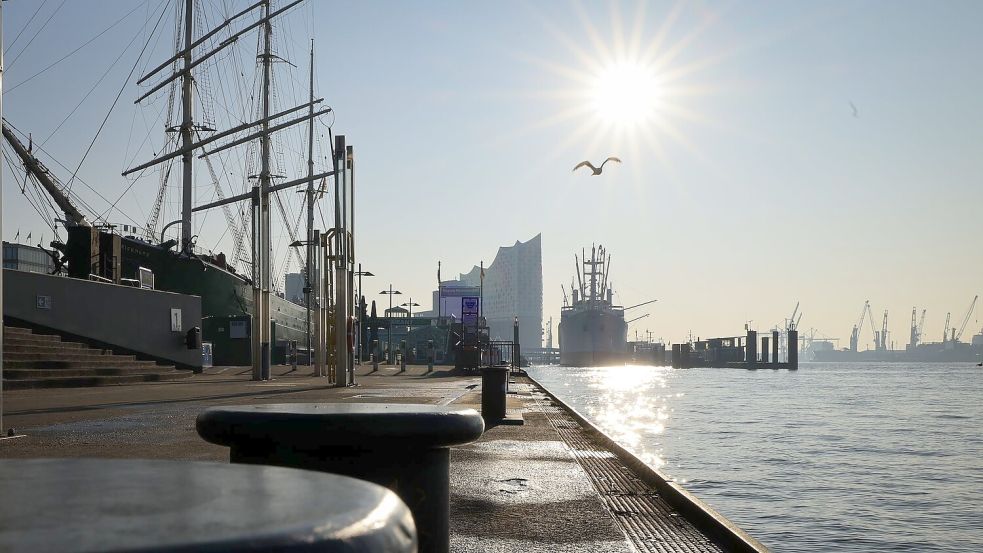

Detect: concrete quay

[0,364,764,552]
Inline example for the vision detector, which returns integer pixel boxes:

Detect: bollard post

[427,340,434,373]
[371,353,378,372]
[481,365,508,423]
[197,403,484,553]
[399,340,407,372]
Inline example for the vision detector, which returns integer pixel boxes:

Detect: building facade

[284,272,305,306]
[434,234,543,348]
[3,241,55,274]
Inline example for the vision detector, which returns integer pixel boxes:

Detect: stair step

[3,333,64,343]
[4,337,87,348]
[3,351,137,361]
[2,359,163,370]
[2,325,186,389]
[4,366,178,378]
[4,343,98,354]
[2,371,193,390]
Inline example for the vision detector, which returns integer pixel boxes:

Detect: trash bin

[481,366,508,422]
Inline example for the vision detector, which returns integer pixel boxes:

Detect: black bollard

[196,403,484,553]
[481,365,508,422]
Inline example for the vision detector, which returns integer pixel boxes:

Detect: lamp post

[380,285,402,363]
[400,299,420,318]
[290,237,323,374]
[353,265,374,363]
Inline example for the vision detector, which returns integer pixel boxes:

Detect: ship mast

[122,0,333,381]
[305,41,315,365]
[256,0,274,380]
[179,0,194,253]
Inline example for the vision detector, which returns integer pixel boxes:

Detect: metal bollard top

[0,458,416,553]
[198,403,484,451]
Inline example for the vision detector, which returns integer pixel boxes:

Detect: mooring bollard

[196,403,484,553]
[427,340,434,372]
[481,365,508,423]
[0,458,417,553]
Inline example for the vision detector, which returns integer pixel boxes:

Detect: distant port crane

[850,300,876,352]
[909,308,927,349]
[954,295,978,343]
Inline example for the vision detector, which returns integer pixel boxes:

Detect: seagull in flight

[849,101,859,118]
[573,156,621,175]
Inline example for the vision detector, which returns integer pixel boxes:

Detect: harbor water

[527,363,983,552]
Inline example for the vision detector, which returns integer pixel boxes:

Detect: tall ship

[558,245,628,366]
[2,1,334,359]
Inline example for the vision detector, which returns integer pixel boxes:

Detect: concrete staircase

[2,326,192,389]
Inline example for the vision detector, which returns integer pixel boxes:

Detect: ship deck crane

[865,303,878,348]
[878,309,889,351]
[917,309,926,345]
[942,312,951,343]
[909,308,918,348]
[954,295,978,343]
[787,302,800,331]
[850,300,870,352]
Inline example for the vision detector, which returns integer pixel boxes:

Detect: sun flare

[590,62,664,127]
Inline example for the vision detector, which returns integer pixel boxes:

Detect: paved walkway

[1,364,744,552]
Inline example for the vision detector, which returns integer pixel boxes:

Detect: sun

[590,61,664,128]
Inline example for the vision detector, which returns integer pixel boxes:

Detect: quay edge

[526,372,769,553]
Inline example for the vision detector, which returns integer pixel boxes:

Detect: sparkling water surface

[527,363,983,552]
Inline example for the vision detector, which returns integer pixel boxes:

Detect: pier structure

[1,363,767,552]
[671,328,798,370]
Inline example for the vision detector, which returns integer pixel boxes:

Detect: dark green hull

[65,227,306,344]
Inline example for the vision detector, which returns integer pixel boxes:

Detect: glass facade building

[445,234,543,348]
[3,242,55,274]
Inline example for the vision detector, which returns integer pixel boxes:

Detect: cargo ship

[558,245,629,366]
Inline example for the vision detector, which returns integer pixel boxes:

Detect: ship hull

[813,345,982,363]
[558,308,628,367]
[65,228,307,344]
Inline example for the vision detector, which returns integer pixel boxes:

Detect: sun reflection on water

[584,365,675,470]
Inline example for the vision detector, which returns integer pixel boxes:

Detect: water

[527,363,983,552]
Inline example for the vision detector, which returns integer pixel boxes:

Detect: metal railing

[484,340,519,374]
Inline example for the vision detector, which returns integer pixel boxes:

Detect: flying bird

[849,101,859,118]
[573,156,621,175]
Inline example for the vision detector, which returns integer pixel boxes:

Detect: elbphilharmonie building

[438,234,543,349]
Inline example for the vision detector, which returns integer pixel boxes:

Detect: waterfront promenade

[1,364,750,552]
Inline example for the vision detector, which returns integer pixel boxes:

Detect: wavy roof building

[457,234,543,348]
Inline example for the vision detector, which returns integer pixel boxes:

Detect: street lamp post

[353,265,374,363]
[290,236,325,376]
[379,285,402,364]
[400,299,420,318]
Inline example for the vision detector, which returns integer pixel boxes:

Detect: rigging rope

[4,0,151,96]
[6,0,68,69]
[82,1,171,220]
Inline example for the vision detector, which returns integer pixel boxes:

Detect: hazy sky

[3,1,982,347]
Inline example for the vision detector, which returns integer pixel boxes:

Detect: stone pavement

[0,364,743,552]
